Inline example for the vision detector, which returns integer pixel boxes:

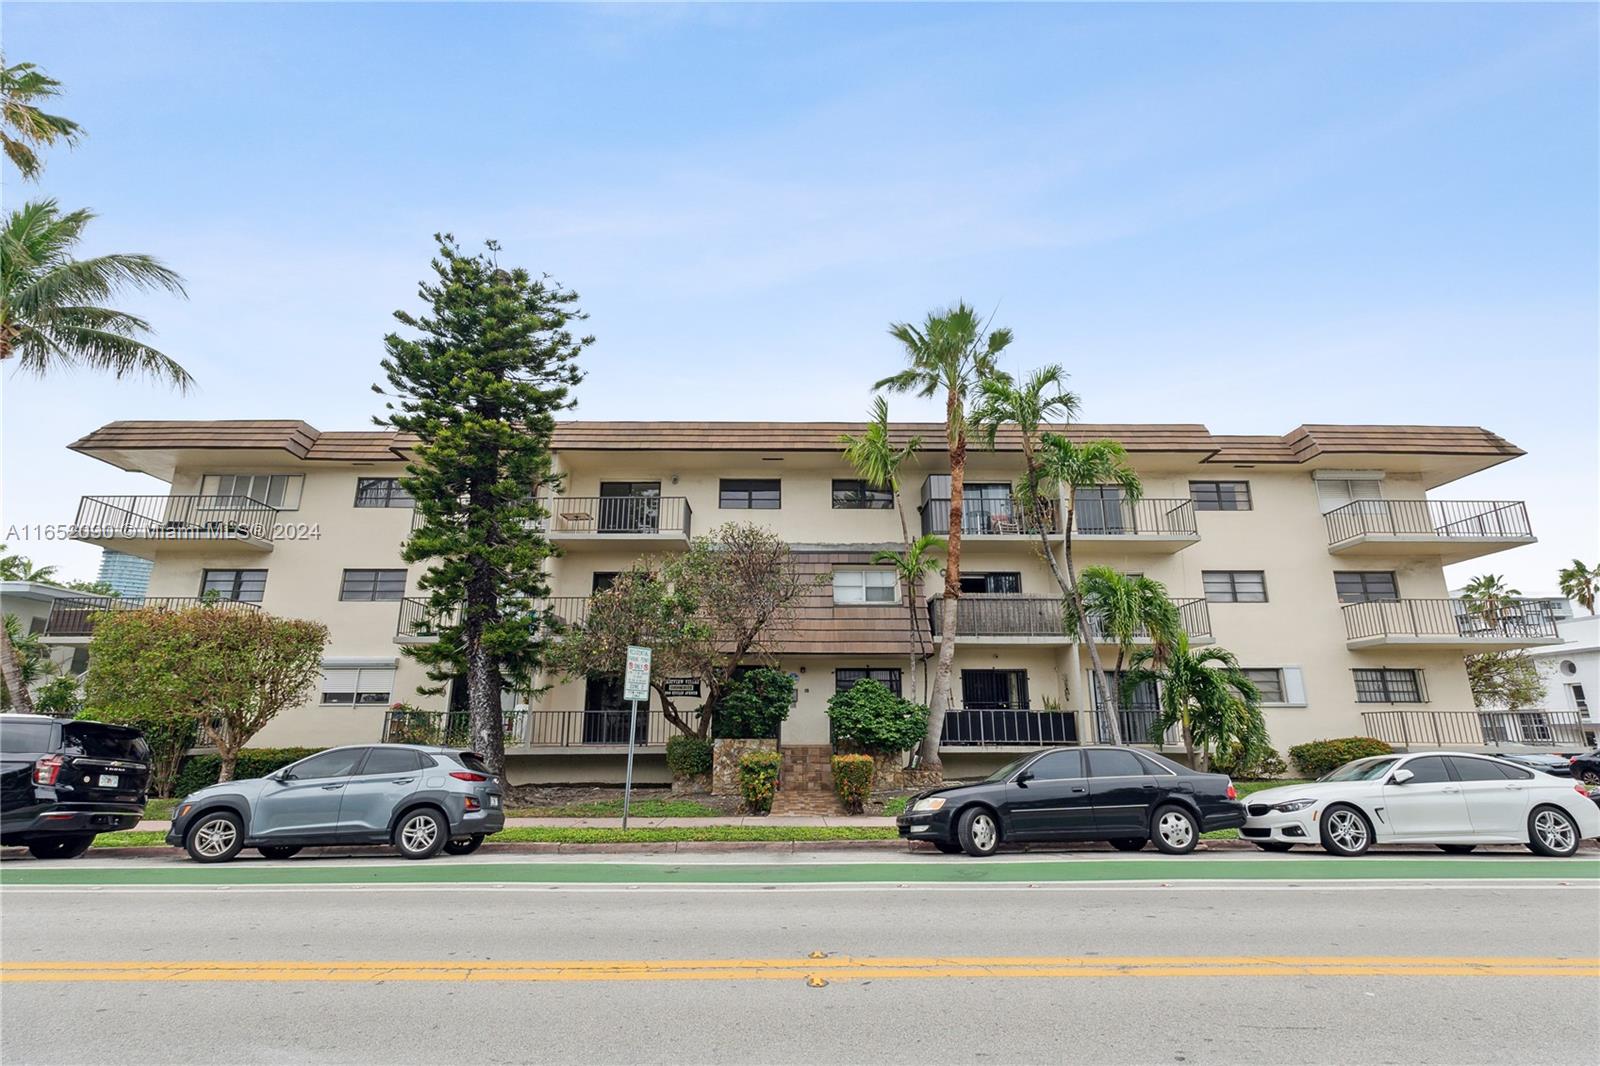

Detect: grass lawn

[503,798,722,819]
[880,796,908,816]
[91,825,897,849]
[143,799,176,821]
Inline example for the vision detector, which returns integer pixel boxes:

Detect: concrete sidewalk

[134,815,901,832]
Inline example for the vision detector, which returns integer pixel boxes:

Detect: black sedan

[1570,748,1600,787]
[1493,752,1574,777]
[896,746,1245,857]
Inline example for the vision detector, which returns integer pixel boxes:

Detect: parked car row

[896,745,1600,859]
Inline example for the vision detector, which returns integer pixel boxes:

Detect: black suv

[1,713,151,858]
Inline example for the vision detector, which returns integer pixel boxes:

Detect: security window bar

[1189,481,1252,511]
[1202,570,1268,603]
[1353,668,1426,704]
[340,569,408,602]
[354,478,414,508]
[719,479,781,509]
[200,568,268,603]
[835,668,902,697]
[831,479,893,509]
[1334,571,1399,604]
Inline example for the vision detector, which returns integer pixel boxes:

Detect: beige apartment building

[50,419,1577,784]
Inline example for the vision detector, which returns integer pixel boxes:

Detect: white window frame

[319,666,397,706]
[833,569,898,605]
[201,473,303,510]
[1243,667,1307,708]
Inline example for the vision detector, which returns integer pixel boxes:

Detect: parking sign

[623,645,652,702]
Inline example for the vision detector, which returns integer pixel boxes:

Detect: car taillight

[449,771,489,782]
[33,755,62,786]
[1577,785,1591,797]
[1571,757,1580,765]
[1226,782,1237,800]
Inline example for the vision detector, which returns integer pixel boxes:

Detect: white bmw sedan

[1242,751,1600,857]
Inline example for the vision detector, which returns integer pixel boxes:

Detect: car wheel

[956,807,1001,857]
[26,835,94,860]
[186,811,245,864]
[393,808,447,860]
[1109,838,1146,852]
[1319,804,1373,857]
[257,846,302,860]
[1254,842,1295,853]
[1581,770,1599,787]
[932,841,964,854]
[1526,806,1580,858]
[1150,805,1199,855]
[1437,844,1476,855]
[443,834,485,856]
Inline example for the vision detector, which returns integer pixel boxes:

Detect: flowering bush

[831,754,875,813]
[738,750,782,814]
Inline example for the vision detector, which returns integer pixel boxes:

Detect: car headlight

[911,797,946,812]
[1272,798,1317,813]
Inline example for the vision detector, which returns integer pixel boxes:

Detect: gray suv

[166,745,504,863]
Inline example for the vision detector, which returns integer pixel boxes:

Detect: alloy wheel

[1157,811,1194,850]
[1533,809,1575,853]
[970,813,997,852]
[401,814,439,854]
[193,818,237,859]
[1327,809,1368,852]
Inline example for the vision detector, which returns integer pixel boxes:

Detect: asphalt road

[3,860,1597,1065]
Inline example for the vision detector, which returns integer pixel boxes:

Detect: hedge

[831,754,875,814]
[713,668,794,740]
[665,735,714,779]
[738,750,782,815]
[826,679,928,755]
[1287,737,1394,779]
[174,747,322,797]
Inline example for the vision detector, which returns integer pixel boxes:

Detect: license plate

[98,774,119,788]
[488,796,500,809]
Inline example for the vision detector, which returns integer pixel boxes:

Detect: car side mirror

[1015,770,1034,786]
[1390,768,1414,785]
[274,770,293,783]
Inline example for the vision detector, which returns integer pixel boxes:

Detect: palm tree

[1462,573,1521,630]
[0,613,55,711]
[1077,566,1183,735]
[1,58,82,182]
[838,396,923,552]
[876,303,1012,772]
[1032,434,1142,744]
[872,533,946,704]
[1,200,189,388]
[0,545,57,583]
[1558,560,1597,616]
[1124,634,1267,772]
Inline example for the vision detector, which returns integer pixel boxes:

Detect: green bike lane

[4,853,1597,887]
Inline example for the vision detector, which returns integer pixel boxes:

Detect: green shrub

[35,677,83,718]
[831,754,875,814]
[76,704,198,798]
[737,750,782,814]
[713,668,794,739]
[1287,737,1394,779]
[1210,746,1290,781]
[665,734,714,779]
[174,747,322,796]
[826,679,928,755]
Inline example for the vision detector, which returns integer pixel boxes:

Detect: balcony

[543,496,692,551]
[43,596,262,642]
[1342,598,1561,650]
[1324,500,1535,562]
[927,594,1211,645]
[1359,709,1588,750]
[395,595,593,643]
[72,495,280,557]
[939,707,1080,749]
[919,495,1197,553]
[381,707,674,749]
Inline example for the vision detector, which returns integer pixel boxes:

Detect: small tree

[1461,574,1521,630]
[1467,651,1546,710]
[826,679,929,756]
[0,613,53,711]
[871,533,945,703]
[1124,634,1268,772]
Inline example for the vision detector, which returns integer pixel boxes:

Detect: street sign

[663,677,701,698]
[623,645,652,703]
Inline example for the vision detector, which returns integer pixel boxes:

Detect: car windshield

[1320,757,1400,782]
[60,723,150,761]
[984,754,1037,782]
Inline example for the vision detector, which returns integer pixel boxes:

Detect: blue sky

[3,2,1595,590]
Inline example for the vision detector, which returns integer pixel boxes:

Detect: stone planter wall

[670,773,712,795]
[710,738,777,797]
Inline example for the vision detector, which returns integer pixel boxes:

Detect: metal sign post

[621,645,652,829]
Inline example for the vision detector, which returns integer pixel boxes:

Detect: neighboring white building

[1525,613,1599,748]
[0,581,91,694]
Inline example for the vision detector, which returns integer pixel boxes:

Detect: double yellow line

[4,955,1595,984]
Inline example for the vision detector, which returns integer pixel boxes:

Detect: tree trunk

[215,721,237,783]
[0,624,37,714]
[1057,490,1122,746]
[906,594,925,706]
[918,413,965,772]
[894,481,925,703]
[1182,719,1199,770]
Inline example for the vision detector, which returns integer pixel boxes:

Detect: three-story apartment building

[52,419,1574,783]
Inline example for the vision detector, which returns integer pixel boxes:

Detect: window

[68,648,89,675]
[320,666,396,705]
[1398,755,1449,784]
[1076,485,1130,534]
[1353,668,1426,704]
[719,479,780,509]
[27,616,46,635]
[598,483,661,533]
[1242,669,1285,704]
[835,668,902,697]
[354,478,413,508]
[1026,750,1084,781]
[834,569,897,604]
[832,479,893,509]
[339,569,407,602]
[361,748,426,775]
[1189,481,1252,511]
[201,473,303,510]
[201,568,268,603]
[1559,660,1578,676]
[1203,570,1267,603]
[1446,756,1509,783]
[960,669,1029,709]
[0,720,54,752]
[1490,761,1534,781]
[284,748,366,780]
[592,572,619,592]
[1334,571,1398,603]
[959,572,1021,594]
[1315,477,1382,515]
[1087,748,1148,778]
[1570,684,1589,714]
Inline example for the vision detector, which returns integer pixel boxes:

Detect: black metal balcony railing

[1360,710,1587,749]
[547,596,591,627]
[74,495,279,541]
[380,708,673,748]
[1342,598,1560,643]
[940,707,1079,747]
[381,709,529,747]
[926,595,1211,643]
[1324,500,1533,548]
[920,496,1058,537]
[1073,498,1198,538]
[545,496,692,537]
[44,596,262,638]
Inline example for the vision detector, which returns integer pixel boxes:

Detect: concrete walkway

[133,815,900,832]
